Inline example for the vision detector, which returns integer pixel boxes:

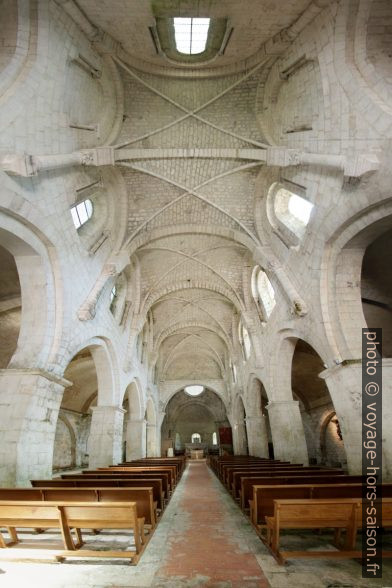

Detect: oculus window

[185,385,204,396]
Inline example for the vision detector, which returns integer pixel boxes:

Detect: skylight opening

[174,17,210,55]
[288,194,313,225]
[185,385,204,396]
[70,199,93,229]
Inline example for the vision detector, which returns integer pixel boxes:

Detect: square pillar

[320,360,392,480]
[0,368,69,486]
[125,418,146,460]
[246,415,269,457]
[266,400,309,465]
[88,406,125,468]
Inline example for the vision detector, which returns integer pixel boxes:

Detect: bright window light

[185,385,204,396]
[174,18,210,55]
[256,268,276,318]
[110,284,117,304]
[70,199,93,229]
[288,194,313,225]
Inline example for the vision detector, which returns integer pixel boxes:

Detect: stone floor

[0,461,391,587]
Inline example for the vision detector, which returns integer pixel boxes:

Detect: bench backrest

[227,466,340,488]
[60,472,170,495]
[252,483,392,525]
[31,478,164,508]
[271,498,359,527]
[0,500,139,530]
[0,487,155,525]
[240,474,364,509]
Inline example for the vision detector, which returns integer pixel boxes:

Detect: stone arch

[0,221,58,369]
[63,336,118,406]
[122,379,146,460]
[322,208,392,360]
[245,376,271,458]
[289,337,348,468]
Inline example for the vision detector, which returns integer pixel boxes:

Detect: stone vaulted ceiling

[74,0,316,386]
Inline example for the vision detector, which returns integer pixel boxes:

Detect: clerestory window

[173,18,210,55]
[70,199,93,229]
[252,266,276,319]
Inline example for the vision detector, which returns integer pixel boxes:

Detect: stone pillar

[0,369,70,486]
[125,418,146,460]
[233,421,248,455]
[245,415,269,457]
[146,423,158,457]
[88,406,125,468]
[320,361,392,480]
[266,400,309,465]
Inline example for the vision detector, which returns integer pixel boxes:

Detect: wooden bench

[0,501,144,563]
[265,497,392,564]
[98,465,178,486]
[232,469,345,501]
[60,472,171,499]
[83,466,177,489]
[219,460,288,482]
[224,464,308,489]
[240,474,364,510]
[0,487,157,528]
[32,478,165,511]
[250,482,392,527]
[227,466,341,494]
[120,458,185,477]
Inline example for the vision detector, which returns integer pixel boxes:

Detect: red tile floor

[156,460,270,587]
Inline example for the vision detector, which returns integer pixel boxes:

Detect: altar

[185,442,208,458]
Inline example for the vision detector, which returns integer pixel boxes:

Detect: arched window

[274,185,313,239]
[70,199,93,229]
[174,18,210,54]
[251,266,276,319]
[239,320,251,361]
[191,433,201,443]
[212,432,218,445]
[230,359,237,383]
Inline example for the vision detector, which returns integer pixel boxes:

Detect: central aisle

[154,460,270,587]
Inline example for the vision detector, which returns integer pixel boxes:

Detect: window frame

[266,180,313,247]
[70,198,93,230]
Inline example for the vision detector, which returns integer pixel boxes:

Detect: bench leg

[57,506,76,551]
[72,528,84,548]
[0,531,6,548]
[7,527,18,544]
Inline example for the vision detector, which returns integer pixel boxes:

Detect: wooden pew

[224,464,306,489]
[219,460,287,482]
[240,474,364,510]
[0,501,144,563]
[0,487,157,528]
[250,483,392,528]
[32,478,165,511]
[265,497,392,564]
[120,458,185,477]
[232,468,345,501]
[61,472,171,498]
[102,465,178,486]
[227,466,341,494]
[82,466,177,489]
